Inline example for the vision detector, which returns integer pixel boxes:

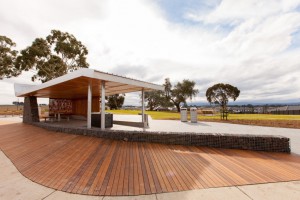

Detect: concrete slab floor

[103,195,157,200]
[238,181,300,200]
[111,115,300,155]
[44,191,102,200]
[156,187,251,200]
[0,152,54,200]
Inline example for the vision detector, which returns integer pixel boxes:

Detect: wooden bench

[42,116,56,122]
[42,114,72,122]
[60,114,72,121]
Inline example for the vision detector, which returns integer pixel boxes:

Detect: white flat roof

[14,68,164,99]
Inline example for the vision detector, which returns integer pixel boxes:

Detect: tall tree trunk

[221,104,227,120]
[170,98,181,112]
[175,103,180,112]
[149,105,154,111]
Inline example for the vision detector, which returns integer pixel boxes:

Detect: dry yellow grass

[0,105,23,115]
[0,105,49,115]
[108,110,300,120]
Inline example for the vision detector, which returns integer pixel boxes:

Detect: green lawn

[107,110,300,121]
[108,110,181,120]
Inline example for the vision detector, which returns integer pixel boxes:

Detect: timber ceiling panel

[15,69,163,99]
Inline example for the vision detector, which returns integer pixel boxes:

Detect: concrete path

[1,150,300,200]
[111,115,300,154]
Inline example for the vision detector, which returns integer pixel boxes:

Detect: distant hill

[188,101,300,107]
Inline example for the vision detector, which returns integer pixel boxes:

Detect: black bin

[91,113,113,128]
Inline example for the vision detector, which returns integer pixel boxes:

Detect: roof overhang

[14,68,164,99]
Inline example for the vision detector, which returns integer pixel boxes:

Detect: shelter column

[101,81,106,130]
[87,81,92,129]
[141,88,145,123]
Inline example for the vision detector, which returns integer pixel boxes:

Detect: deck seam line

[41,190,57,200]
[236,186,253,200]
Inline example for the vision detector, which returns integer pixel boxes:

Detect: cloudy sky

[1,0,300,105]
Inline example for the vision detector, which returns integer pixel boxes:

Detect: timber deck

[0,122,300,196]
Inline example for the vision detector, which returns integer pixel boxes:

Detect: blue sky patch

[155,0,220,24]
[287,29,300,51]
[154,0,235,35]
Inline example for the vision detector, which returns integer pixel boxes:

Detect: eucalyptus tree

[145,90,173,111]
[0,35,20,79]
[164,78,199,112]
[15,30,89,82]
[206,83,240,119]
[107,94,125,110]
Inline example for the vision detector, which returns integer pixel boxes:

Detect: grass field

[1,105,299,121]
[0,105,23,111]
[108,110,300,121]
[0,105,48,115]
[0,105,23,115]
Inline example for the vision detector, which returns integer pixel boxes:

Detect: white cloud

[1,0,300,105]
[217,13,300,57]
[187,0,300,25]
